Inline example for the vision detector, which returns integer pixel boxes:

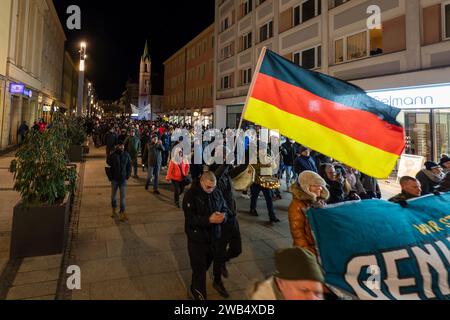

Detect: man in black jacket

[211,164,242,298]
[143,135,165,194]
[105,126,118,159]
[281,139,296,191]
[182,171,232,300]
[107,143,132,222]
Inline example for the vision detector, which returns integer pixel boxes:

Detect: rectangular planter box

[68,145,84,162]
[10,194,71,259]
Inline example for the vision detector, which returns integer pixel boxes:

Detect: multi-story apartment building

[0,0,66,150]
[62,51,79,113]
[163,24,215,127]
[214,0,450,161]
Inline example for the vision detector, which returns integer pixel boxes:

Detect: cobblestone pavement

[0,146,400,300]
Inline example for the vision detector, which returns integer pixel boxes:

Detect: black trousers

[212,220,242,282]
[172,180,185,205]
[188,240,214,300]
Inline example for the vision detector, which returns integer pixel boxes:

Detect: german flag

[243,48,405,179]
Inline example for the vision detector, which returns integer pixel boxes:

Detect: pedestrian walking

[107,143,132,222]
[124,129,141,178]
[210,164,242,298]
[182,171,231,300]
[288,171,329,256]
[166,148,190,208]
[143,135,165,194]
[105,126,118,159]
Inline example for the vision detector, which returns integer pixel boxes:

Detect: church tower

[139,41,151,110]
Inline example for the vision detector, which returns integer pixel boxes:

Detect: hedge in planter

[66,115,87,162]
[10,112,77,258]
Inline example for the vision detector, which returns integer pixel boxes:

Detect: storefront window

[404,111,432,161]
[445,3,450,40]
[434,109,450,158]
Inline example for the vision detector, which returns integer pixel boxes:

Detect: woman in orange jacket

[166,148,190,208]
[288,171,329,256]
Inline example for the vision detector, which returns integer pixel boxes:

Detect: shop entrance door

[434,109,450,160]
[404,110,432,161]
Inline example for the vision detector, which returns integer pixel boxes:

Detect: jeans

[111,181,127,213]
[147,166,160,191]
[285,165,295,188]
[250,183,276,220]
[130,156,138,176]
[172,180,185,205]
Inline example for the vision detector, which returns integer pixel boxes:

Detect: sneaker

[270,217,281,223]
[249,210,259,217]
[221,264,229,279]
[153,190,161,195]
[213,281,230,299]
[120,212,129,222]
[188,286,205,301]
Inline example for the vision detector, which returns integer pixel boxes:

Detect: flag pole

[234,47,267,151]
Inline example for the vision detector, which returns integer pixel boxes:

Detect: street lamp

[77,42,87,116]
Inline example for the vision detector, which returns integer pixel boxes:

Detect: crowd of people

[79,116,450,300]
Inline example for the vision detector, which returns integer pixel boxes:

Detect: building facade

[0,0,66,150]
[163,24,215,126]
[214,0,450,161]
[62,51,79,114]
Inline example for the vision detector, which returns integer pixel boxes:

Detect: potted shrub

[66,115,87,162]
[9,113,77,259]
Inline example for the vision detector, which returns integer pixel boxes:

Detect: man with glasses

[249,247,326,300]
[182,171,232,300]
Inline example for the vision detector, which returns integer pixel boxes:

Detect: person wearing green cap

[248,247,325,300]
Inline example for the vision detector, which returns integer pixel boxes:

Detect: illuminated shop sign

[43,105,60,112]
[367,83,450,109]
[23,88,32,98]
[9,83,24,94]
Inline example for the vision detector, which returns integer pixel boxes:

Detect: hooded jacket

[288,174,329,256]
[416,169,444,195]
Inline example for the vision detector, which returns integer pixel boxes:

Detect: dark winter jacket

[107,150,132,184]
[281,142,296,166]
[182,181,231,244]
[416,169,443,195]
[294,155,318,175]
[214,165,237,218]
[144,142,165,167]
[105,131,118,149]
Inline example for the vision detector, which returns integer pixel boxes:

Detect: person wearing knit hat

[440,156,450,174]
[288,171,329,256]
[248,247,325,300]
[416,161,445,195]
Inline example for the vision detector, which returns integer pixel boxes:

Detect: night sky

[53,0,215,100]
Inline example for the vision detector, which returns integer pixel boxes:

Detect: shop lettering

[345,237,450,300]
[372,95,434,107]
